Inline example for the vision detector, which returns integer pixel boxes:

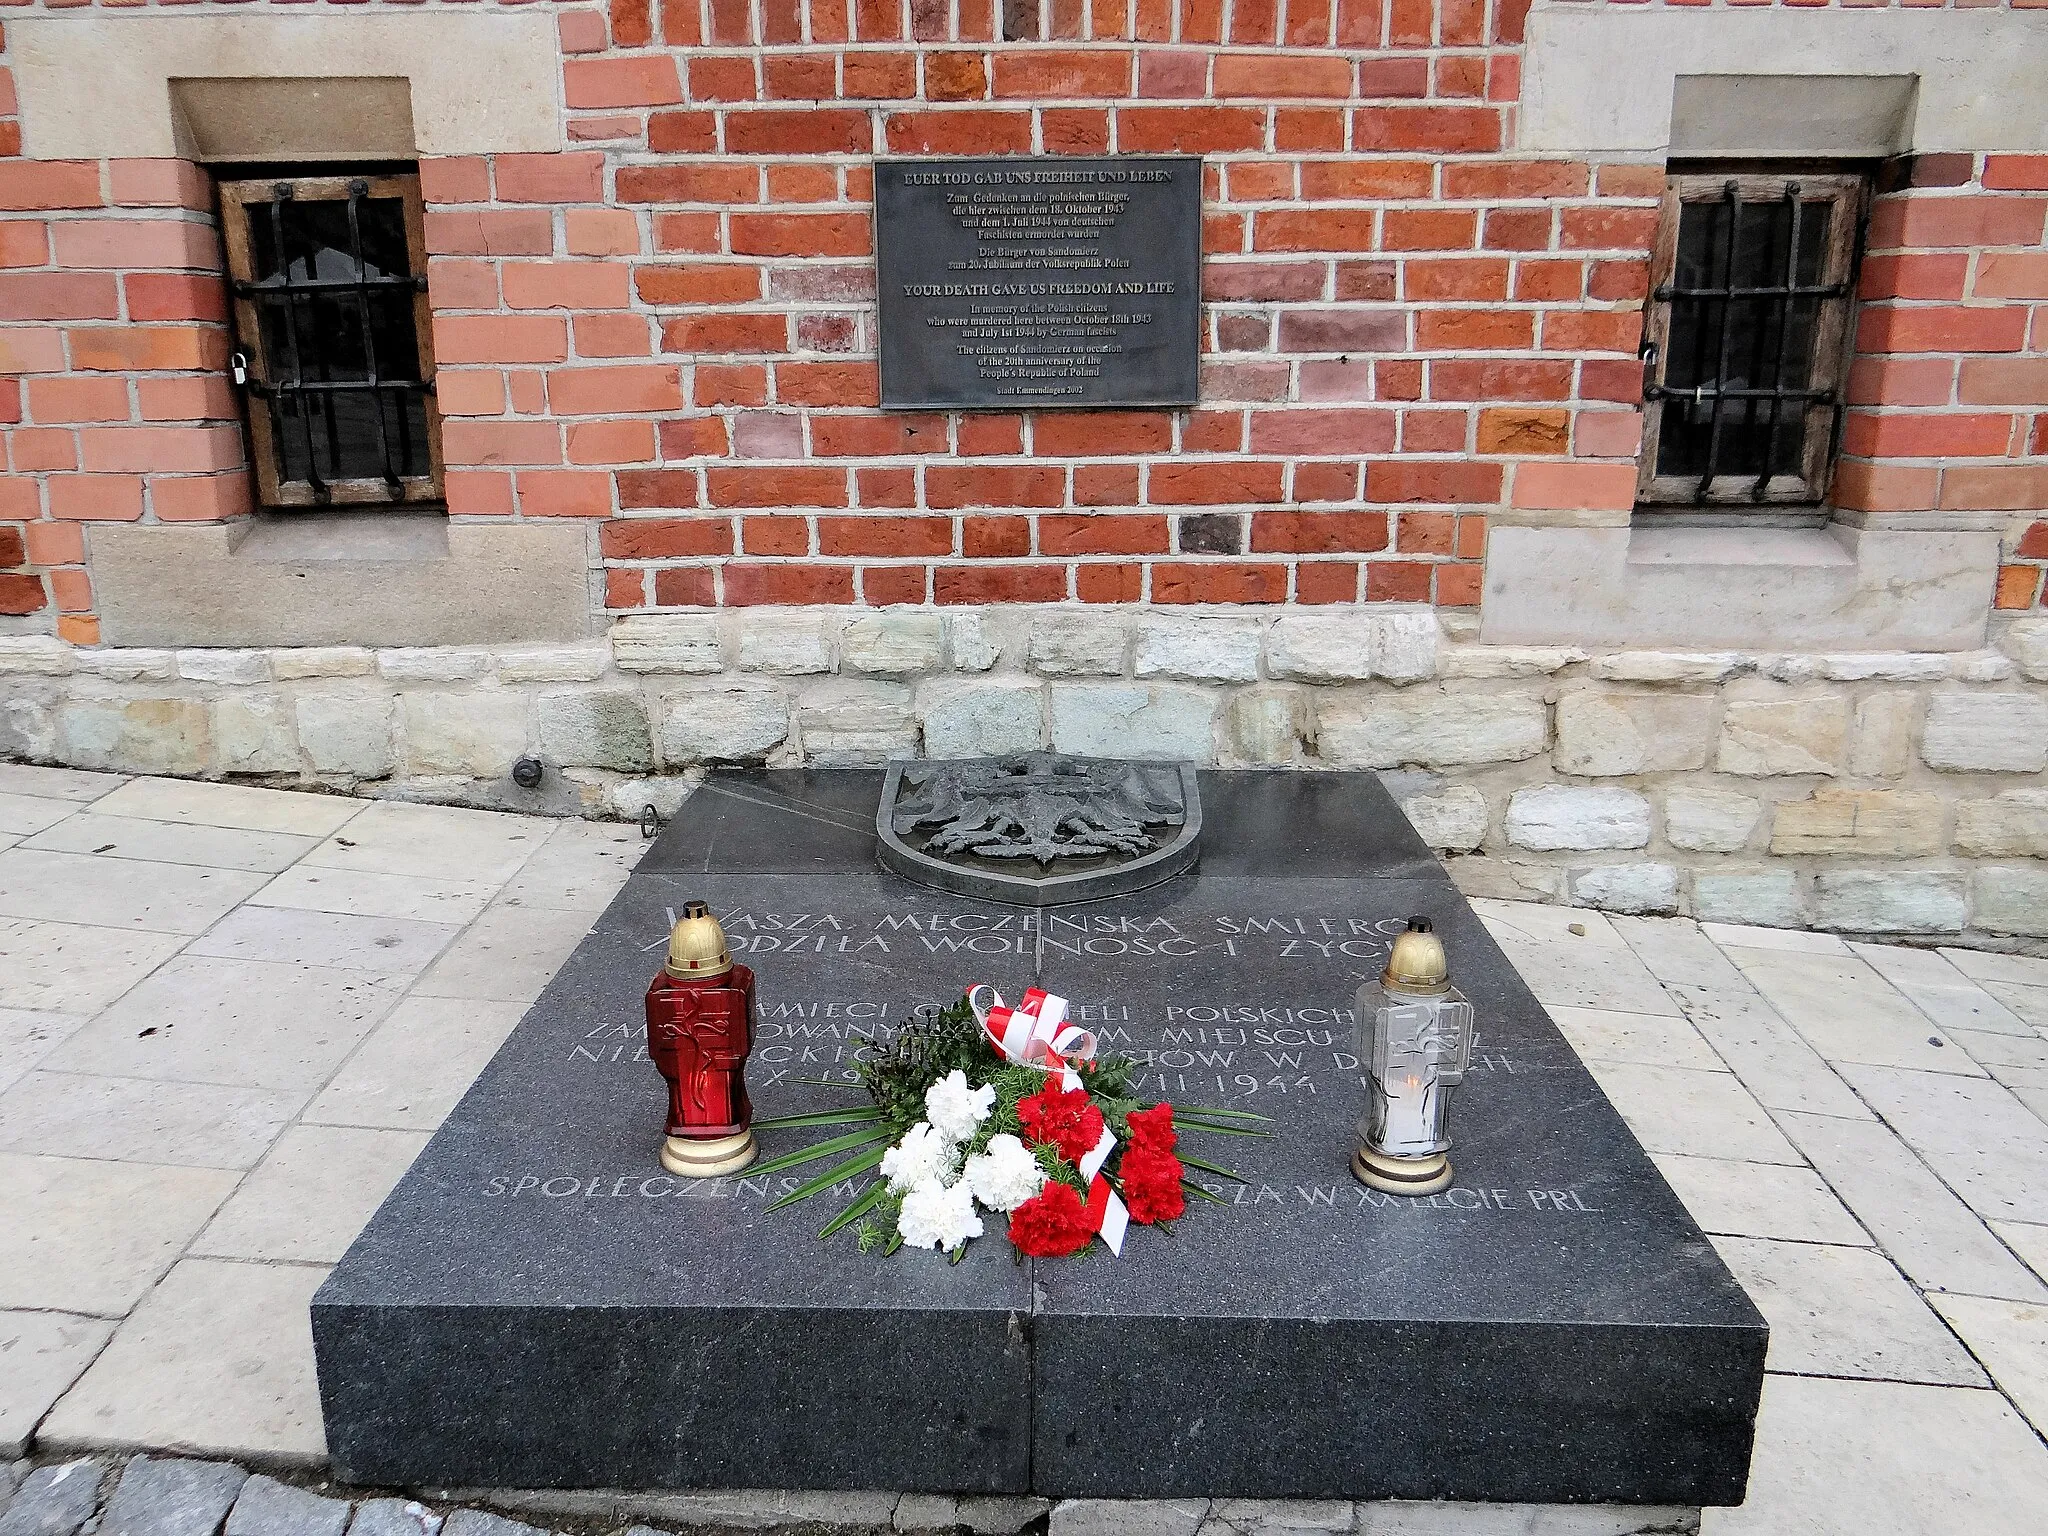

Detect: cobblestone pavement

[3,768,2048,1533]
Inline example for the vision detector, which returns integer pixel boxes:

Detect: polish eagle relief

[891,752,1187,863]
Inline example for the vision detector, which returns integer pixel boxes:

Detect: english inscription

[875,155,1202,410]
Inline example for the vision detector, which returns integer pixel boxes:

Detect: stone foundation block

[273,647,375,680]
[1554,689,1715,776]
[1847,693,1920,779]
[1921,692,2048,773]
[177,649,271,685]
[399,692,529,779]
[1692,871,1805,927]
[537,690,653,773]
[657,682,790,765]
[379,648,493,683]
[918,678,1044,759]
[0,636,75,675]
[1,691,57,760]
[797,680,917,766]
[297,691,393,778]
[1973,866,2048,937]
[945,611,1003,673]
[213,691,299,775]
[841,610,944,676]
[57,695,210,775]
[1134,616,1261,683]
[1590,652,1743,684]
[1768,789,1946,857]
[494,646,609,684]
[738,613,837,677]
[1049,683,1216,761]
[1228,686,1304,765]
[1440,644,1586,679]
[1315,690,1548,768]
[1664,788,1762,853]
[80,648,175,682]
[1505,785,1652,851]
[2001,617,2048,682]
[1400,785,1489,852]
[1028,612,1128,676]
[1812,871,1968,934]
[610,616,723,675]
[1716,695,1848,777]
[1953,790,2048,858]
[1267,607,1436,685]
[1570,862,1680,915]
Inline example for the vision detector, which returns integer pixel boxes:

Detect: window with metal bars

[218,172,442,508]
[1637,170,1867,513]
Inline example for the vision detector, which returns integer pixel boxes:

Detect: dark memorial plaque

[315,772,1765,1504]
[875,156,1202,410]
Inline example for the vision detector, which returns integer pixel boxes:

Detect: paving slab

[342,1503,439,1536]
[0,765,126,803]
[1927,1295,2048,1438]
[1989,1220,2048,1283]
[24,815,319,875]
[0,1009,88,1096]
[186,908,462,977]
[0,1461,107,1536]
[45,957,407,1096]
[250,869,500,928]
[1837,1066,2048,1225]
[1359,1505,1698,1534]
[221,1476,351,1536]
[193,1126,432,1265]
[0,1312,113,1457]
[1611,916,1749,991]
[301,997,528,1133]
[1698,924,1846,955]
[1651,1155,1870,1246]
[1977,982,2048,1032]
[1711,1236,1985,1385]
[0,1152,239,1315]
[1722,950,1983,1077]
[91,780,361,838]
[407,906,598,1004]
[1582,1061,1803,1165]
[0,851,268,937]
[41,1259,328,1464]
[1938,948,2048,988]
[1549,1006,1726,1071]
[1476,930,1682,1017]
[1775,1111,2047,1302]
[0,1071,298,1169]
[1700,1375,2048,1536]
[299,802,548,887]
[0,794,76,838]
[99,1458,249,1536]
[491,821,647,914]
[1851,944,2036,1038]
[1667,986,1870,1120]
[0,919,187,1016]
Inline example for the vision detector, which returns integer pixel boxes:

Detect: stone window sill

[232,509,450,565]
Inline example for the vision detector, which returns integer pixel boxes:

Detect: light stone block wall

[5,605,2047,950]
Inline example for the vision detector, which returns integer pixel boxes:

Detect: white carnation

[924,1069,997,1144]
[896,1176,984,1253]
[880,1120,956,1194]
[963,1133,1046,1213]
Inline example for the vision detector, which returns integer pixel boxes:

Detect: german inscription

[875,156,1203,410]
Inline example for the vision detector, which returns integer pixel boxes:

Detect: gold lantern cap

[665,900,733,980]
[1382,915,1450,997]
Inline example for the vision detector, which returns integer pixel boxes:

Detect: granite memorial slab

[314,771,1765,1504]
[874,156,1202,410]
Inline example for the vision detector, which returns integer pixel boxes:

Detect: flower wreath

[750,985,1266,1259]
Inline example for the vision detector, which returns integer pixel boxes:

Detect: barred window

[1638,172,1866,512]
[218,172,442,508]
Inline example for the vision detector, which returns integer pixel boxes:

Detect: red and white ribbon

[968,983,1128,1256]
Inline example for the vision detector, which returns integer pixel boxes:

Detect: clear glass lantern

[1352,917,1474,1196]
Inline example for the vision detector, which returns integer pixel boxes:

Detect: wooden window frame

[218,172,443,509]
[1637,169,1867,511]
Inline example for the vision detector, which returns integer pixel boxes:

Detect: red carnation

[1126,1103,1177,1155]
[1119,1144,1186,1225]
[1017,1085,1106,1165]
[1006,1180,1095,1257]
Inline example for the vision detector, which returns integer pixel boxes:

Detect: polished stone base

[314,771,1765,1503]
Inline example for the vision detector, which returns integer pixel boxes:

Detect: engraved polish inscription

[875,156,1202,410]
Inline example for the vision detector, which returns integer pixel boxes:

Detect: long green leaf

[1175,1122,1269,1138]
[752,1107,885,1130]
[766,1146,887,1211]
[1177,1151,1248,1184]
[795,1077,867,1090]
[747,1128,891,1179]
[818,1180,890,1240]
[1180,1178,1228,1205]
[1173,1105,1271,1123]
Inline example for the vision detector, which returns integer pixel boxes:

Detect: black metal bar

[233,275,426,297]
[1753,185,1804,501]
[1655,282,1846,301]
[1696,182,1743,501]
[1646,385,1837,404]
[243,379,434,399]
[343,180,402,491]
[266,183,325,498]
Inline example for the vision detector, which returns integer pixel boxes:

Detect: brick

[652,567,716,606]
[28,377,130,423]
[663,313,789,354]
[935,564,1069,604]
[1510,460,1637,511]
[125,273,230,323]
[1149,461,1284,504]
[1976,252,2048,300]
[818,514,955,556]
[1960,357,2048,405]
[107,159,212,209]
[1356,56,1430,99]
[1869,195,2045,250]
[1299,161,1434,200]
[567,209,642,257]
[1417,309,1534,350]
[53,218,218,272]
[765,53,842,99]
[0,272,121,321]
[604,517,734,559]
[1842,412,2016,460]
[1430,358,1574,402]
[495,153,608,204]
[1558,206,1658,252]
[1043,108,1113,154]
[516,469,614,517]
[927,464,1066,509]
[843,52,919,99]
[1939,464,2048,513]
[425,210,555,257]
[1477,407,1569,455]
[0,220,49,269]
[152,473,251,522]
[1034,412,1173,456]
[775,360,879,406]
[618,163,760,204]
[1366,460,1503,504]
[636,264,763,305]
[855,467,918,506]
[443,420,563,469]
[1859,253,1970,302]
[0,571,46,615]
[1382,208,1478,251]
[725,563,857,605]
[725,109,875,155]
[428,258,501,311]
[25,521,85,564]
[502,261,632,310]
[1277,308,1403,350]
[963,515,1032,557]
[1830,461,1940,515]
[884,110,1035,155]
[12,429,78,472]
[1858,305,2028,355]
[1256,209,1377,252]
[811,414,949,456]
[1251,510,1388,553]
[1248,408,1395,455]
[434,315,569,365]
[1039,513,1170,555]
[1443,160,1589,200]
[862,565,929,604]
[0,161,102,211]
[48,474,145,521]
[80,424,240,473]
[1406,258,1510,301]
[729,212,871,257]
[566,55,683,108]
[648,112,721,153]
[137,376,235,422]
[707,466,849,507]
[1984,156,2048,191]
[1152,561,1288,604]
[993,51,1134,97]
[1995,564,2042,610]
[1353,106,1501,154]
[1117,106,1267,153]
[547,365,684,415]
[1213,52,1350,98]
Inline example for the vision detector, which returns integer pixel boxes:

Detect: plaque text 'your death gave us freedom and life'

[875,155,1203,410]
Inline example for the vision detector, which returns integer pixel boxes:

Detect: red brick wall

[0,0,2044,636]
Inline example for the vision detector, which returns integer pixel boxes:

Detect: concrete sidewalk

[3,766,2047,1534]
